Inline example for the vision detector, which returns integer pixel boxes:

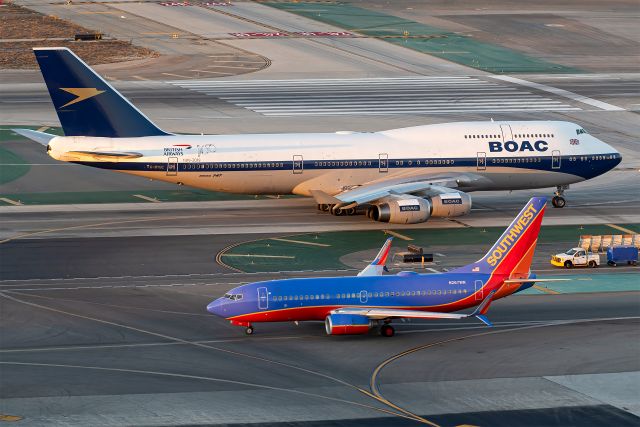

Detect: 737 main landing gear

[380,323,395,337]
[552,185,568,208]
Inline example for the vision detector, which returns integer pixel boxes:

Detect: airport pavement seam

[206,4,426,75]
[368,316,640,426]
[103,3,272,77]
[0,291,415,422]
[0,360,411,422]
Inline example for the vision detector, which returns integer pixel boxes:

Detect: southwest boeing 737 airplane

[17,48,621,224]
[208,197,556,336]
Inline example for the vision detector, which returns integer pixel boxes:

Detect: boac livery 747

[17,48,621,224]
[208,197,558,336]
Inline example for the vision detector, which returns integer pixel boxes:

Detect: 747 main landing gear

[552,185,569,208]
[316,204,357,216]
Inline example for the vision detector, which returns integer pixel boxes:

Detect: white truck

[551,248,600,268]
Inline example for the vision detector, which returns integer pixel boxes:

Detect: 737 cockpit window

[576,128,588,135]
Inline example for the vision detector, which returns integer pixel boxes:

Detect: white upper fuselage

[47,120,620,196]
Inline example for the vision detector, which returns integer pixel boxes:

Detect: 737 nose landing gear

[552,185,568,208]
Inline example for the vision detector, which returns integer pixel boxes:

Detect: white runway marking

[490,75,625,111]
[169,77,581,116]
[0,197,22,206]
[132,194,161,203]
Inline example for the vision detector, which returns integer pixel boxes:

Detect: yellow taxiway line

[606,223,637,235]
[271,237,330,247]
[383,230,414,241]
[533,284,561,294]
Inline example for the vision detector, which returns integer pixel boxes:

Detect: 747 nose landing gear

[552,196,566,208]
[552,185,569,208]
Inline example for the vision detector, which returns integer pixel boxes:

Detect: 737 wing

[332,290,497,327]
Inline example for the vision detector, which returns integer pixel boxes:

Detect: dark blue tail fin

[33,47,169,138]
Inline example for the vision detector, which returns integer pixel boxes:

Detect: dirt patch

[0,3,90,39]
[0,3,158,69]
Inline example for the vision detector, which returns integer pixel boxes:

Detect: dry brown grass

[0,4,90,39]
[0,3,158,69]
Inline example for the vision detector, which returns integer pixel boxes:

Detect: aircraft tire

[552,196,566,208]
[380,324,395,337]
[245,326,254,335]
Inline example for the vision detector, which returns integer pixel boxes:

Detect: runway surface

[170,76,583,116]
[1,1,639,425]
[1,198,639,424]
[1,280,638,426]
[1,177,640,242]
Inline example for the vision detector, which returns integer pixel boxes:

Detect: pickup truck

[551,248,600,268]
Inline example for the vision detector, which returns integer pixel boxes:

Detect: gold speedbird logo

[59,87,105,108]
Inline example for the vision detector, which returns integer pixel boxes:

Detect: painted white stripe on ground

[190,81,499,87]
[213,90,524,98]
[490,75,625,111]
[181,82,498,89]
[133,194,161,203]
[256,107,582,116]
[204,86,515,94]
[238,101,567,108]
[0,198,22,206]
[168,76,480,85]
[221,254,295,258]
[170,77,582,116]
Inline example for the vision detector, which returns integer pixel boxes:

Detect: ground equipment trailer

[607,246,639,266]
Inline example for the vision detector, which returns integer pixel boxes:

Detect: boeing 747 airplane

[16,48,622,224]
[208,197,558,336]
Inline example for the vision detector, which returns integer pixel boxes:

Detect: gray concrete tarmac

[1,282,638,426]
[1,1,639,424]
[1,178,639,243]
[1,212,638,424]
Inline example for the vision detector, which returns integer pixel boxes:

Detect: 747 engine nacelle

[367,192,472,224]
[367,196,431,224]
[325,313,371,335]
[429,192,472,217]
